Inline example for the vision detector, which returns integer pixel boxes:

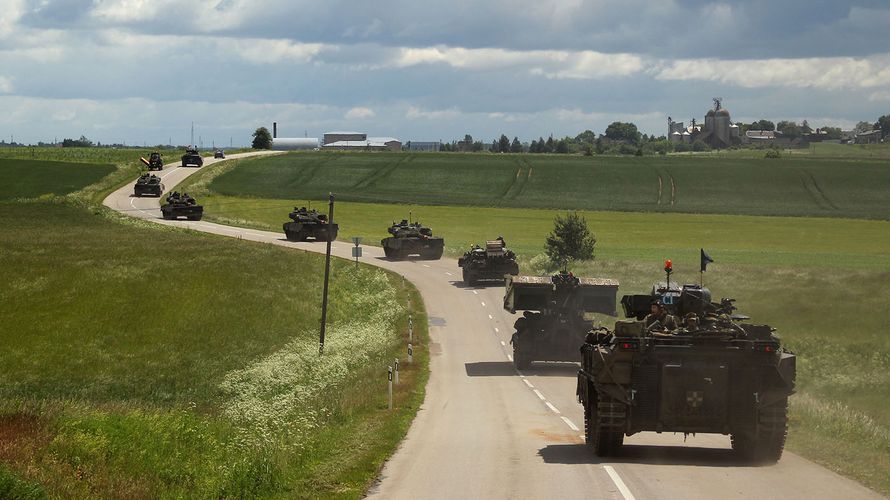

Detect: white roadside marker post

[395,358,400,385]
[408,315,413,341]
[388,366,393,410]
[408,343,413,363]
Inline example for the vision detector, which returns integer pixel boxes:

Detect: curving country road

[104,152,883,499]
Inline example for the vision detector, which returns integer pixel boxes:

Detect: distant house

[855,130,882,144]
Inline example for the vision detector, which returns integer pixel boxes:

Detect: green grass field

[207,150,890,219]
[0,159,115,200]
[0,148,431,497]
[0,199,428,498]
[180,151,890,494]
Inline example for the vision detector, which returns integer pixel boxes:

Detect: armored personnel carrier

[161,191,203,221]
[133,173,165,197]
[504,272,618,369]
[577,277,796,463]
[381,219,444,260]
[458,237,519,285]
[139,152,164,171]
[282,207,338,242]
[181,147,203,167]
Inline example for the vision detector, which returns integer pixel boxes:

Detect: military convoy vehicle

[161,191,203,221]
[214,149,225,159]
[181,148,203,167]
[504,272,619,369]
[139,152,164,171]
[457,237,519,285]
[381,220,444,260]
[577,278,796,463]
[133,173,164,197]
[283,207,338,242]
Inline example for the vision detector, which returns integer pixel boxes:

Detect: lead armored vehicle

[282,207,338,242]
[458,237,519,285]
[504,272,618,369]
[139,152,164,171]
[181,148,203,167]
[161,191,203,220]
[577,275,796,463]
[134,173,165,197]
[381,219,444,260]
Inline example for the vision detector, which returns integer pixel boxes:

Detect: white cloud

[869,91,890,102]
[0,76,13,93]
[91,0,166,22]
[226,38,329,64]
[345,107,375,120]
[406,107,461,120]
[655,55,890,91]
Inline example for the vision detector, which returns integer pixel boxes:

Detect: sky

[1,0,889,146]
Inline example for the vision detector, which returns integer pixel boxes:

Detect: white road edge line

[561,416,579,431]
[603,465,636,500]
[445,272,453,276]
[472,290,478,295]
[545,402,561,414]
[523,379,534,389]
[494,327,499,333]
[488,314,493,320]
[422,264,431,268]
[500,341,506,346]
[481,301,486,307]
[507,355,513,362]
[532,389,546,401]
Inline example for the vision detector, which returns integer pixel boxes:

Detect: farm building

[323,136,402,151]
[668,98,740,148]
[271,138,319,150]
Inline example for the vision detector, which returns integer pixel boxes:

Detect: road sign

[351,236,363,246]
[352,246,362,258]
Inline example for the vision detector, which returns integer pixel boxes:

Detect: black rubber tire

[512,341,531,370]
[588,399,624,457]
[462,268,476,286]
[731,398,788,464]
[424,247,444,260]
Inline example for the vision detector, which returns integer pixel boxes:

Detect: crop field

[208,150,890,219]
[0,159,115,200]
[0,201,427,498]
[181,151,890,493]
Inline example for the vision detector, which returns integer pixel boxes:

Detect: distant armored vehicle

[139,152,164,171]
[381,219,444,260]
[134,173,164,197]
[161,191,203,221]
[504,272,618,369]
[181,148,203,167]
[458,237,519,285]
[577,277,796,463]
[282,206,338,242]
[214,149,225,159]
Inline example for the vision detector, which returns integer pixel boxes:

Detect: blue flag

[701,248,714,272]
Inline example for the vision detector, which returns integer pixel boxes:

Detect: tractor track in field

[353,155,411,190]
[501,158,532,202]
[800,170,839,211]
[666,169,677,206]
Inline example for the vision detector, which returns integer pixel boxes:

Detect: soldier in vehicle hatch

[645,301,678,331]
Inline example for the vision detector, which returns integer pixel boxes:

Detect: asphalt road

[104,152,883,500]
